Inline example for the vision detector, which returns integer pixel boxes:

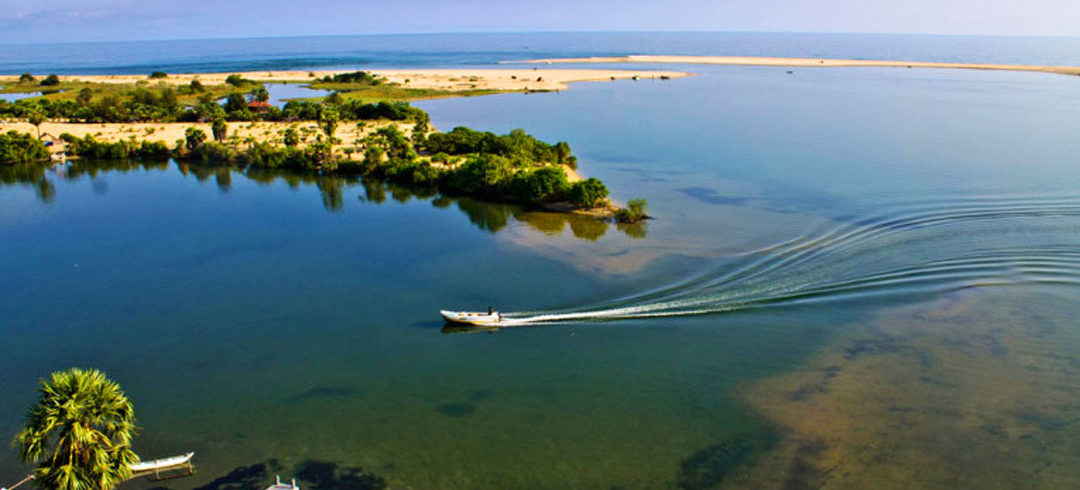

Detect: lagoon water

[3,34,1080,489]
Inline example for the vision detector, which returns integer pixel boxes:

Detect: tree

[224,93,248,114]
[77,87,94,106]
[211,118,228,142]
[19,73,35,83]
[13,368,138,490]
[318,107,339,144]
[250,86,269,103]
[283,128,299,147]
[510,166,570,203]
[185,127,207,151]
[149,71,168,79]
[225,74,247,87]
[28,111,46,138]
[40,74,61,87]
[0,130,49,163]
[568,177,609,208]
[189,80,204,93]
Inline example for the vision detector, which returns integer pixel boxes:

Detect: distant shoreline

[0,68,690,95]
[516,55,1080,77]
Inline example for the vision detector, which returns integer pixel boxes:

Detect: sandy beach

[0,68,689,93]
[517,55,1080,77]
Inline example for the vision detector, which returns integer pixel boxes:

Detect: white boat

[129,452,195,479]
[440,310,501,325]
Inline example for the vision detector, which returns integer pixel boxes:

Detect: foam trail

[499,196,1080,326]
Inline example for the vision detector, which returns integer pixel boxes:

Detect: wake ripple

[501,195,1080,326]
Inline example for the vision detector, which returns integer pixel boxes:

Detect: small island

[0,69,675,222]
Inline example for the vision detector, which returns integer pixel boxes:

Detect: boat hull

[440,310,501,326]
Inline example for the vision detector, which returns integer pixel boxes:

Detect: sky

[1,0,1077,44]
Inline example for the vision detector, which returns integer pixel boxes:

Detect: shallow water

[3,63,1080,488]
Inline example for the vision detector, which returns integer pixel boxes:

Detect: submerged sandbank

[517,55,1080,77]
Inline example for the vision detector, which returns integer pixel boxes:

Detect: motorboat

[440,309,501,326]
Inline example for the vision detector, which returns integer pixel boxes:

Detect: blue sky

[1,0,1077,43]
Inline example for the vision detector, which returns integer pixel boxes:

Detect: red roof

[247,101,272,109]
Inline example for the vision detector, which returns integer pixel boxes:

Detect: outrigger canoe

[440,310,501,326]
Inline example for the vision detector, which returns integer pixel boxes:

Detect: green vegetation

[614,198,649,223]
[225,74,254,87]
[0,90,639,217]
[149,71,168,79]
[317,71,383,85]
[41,74,61,87]
[426,127,577,168]
[569,178,609,208]
[13,368,138,490]
[61,134,171,160]
[19,73,35,83]
[0,131,49,164]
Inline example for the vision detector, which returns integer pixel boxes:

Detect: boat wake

[499,194,1080,326]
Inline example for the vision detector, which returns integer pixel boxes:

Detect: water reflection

[1,160,642,240]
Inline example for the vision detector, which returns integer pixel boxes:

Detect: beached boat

[129,452,194,480]
[440,310,501,325]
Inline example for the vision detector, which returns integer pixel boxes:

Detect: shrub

[0,131,49,164]
[19,73,35,83]
[149,71,168,79]
[211,118,228,142]
[568,177,609,208]
[40,74,61,86]
[185,127,207,151]
[283,128,299,147]
[614,198,648,223]
[508,166,570,203]
[225,74,250,87]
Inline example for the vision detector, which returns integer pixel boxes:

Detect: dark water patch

[787,382,828,402]
[676,187,749,206]
[467,389,494,402]
[437,402,476,417]
[284,385,362,404]
[677,433,777,489]
[843,338,902,360]
[779,440,829,490]
[193,463,268,490]
[294,460,387,490]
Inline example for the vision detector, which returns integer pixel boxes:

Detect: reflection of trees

[0,162,54,203]
[455,198,513,233]
[2,160,642,241]
[316,178,344,212]
[512,210,566,235]
[617,221,648,239]
[215,168,232,193]
[569,217,608,241]
[360,178,386,204]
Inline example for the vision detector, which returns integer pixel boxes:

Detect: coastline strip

[0,68,690,93]
[514,55,1080,77]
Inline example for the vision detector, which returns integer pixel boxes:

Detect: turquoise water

[2,32,1080,75]
[3,43,1080,488]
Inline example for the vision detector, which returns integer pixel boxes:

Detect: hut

[247,101,272,113]
[39,133,66,160]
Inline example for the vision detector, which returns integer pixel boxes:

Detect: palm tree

[13,368,138,490]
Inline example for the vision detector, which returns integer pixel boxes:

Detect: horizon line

[3,29,1080,48]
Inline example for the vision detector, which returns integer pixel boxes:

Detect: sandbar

[0,68,690,93]
[517,55,1080,77]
